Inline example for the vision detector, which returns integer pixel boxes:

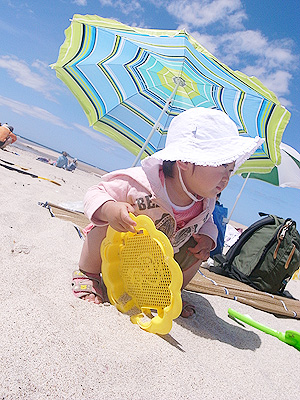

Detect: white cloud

[0,95,70,129]
[160,1,297,105]
[242,67,293,107]
[73,0,87,5]
[212,30,298,100]
[219,31,296,69]
[0,55,62,101]
[73,123,107,141]
[184,30,219,54]
[166,0,246,29]
[73,122,126,151]
[98,0,143,15]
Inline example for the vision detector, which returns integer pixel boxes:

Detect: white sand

[1,143,299,400]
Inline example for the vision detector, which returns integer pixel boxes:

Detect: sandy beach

[1,141,299,400]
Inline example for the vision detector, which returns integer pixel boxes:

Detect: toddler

[72,107,263,317]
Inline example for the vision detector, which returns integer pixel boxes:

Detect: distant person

[0,125,17,149]
[54,151,68,169]
[66,158,78,172]
[0,125,8,147]
[210,193,228,257]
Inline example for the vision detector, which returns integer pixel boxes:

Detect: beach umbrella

[51,14,290,168]
[241,143,300,188]
[228,143,300,221]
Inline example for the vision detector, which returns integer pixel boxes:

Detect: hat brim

[146,136,264,173]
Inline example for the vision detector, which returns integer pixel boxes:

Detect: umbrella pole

[131,77,185,167]
[227,172,250,222]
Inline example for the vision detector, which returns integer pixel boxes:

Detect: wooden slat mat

[40,202,90,232]
[186,267,300,319]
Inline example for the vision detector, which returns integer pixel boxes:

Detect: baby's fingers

[188,246,210,261]
[120,210,136,232]
[188,243,202,254]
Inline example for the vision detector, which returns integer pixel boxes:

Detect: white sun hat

[142,107,264,173]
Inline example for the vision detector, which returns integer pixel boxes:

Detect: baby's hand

[188,233,214,261]
[101,201,137,232]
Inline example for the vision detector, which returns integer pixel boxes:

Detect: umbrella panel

[52,15,290,167]
[242,143,300,188]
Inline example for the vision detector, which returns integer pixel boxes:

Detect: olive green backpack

[212,214,300,294]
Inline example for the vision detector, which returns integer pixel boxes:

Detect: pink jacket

[84,161,218,262]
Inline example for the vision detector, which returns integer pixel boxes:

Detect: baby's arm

[192,202,218,258]
[94,200,137,233]
[84,174,138,232]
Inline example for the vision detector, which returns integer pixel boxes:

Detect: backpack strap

[285,245,296,270]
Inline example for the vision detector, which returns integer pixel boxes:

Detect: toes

[181,302,196,318]
[94,296,102,304]
[82,293,101,303]
[181,308,193,318]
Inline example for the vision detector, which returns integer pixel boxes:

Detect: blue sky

[0,0,299,228]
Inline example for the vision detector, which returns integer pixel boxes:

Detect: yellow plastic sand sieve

[101,214,183,334]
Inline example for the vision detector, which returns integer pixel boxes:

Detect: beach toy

[101,214,183,334]
[0,158,29,170]
[0,160,61,186]
[228,308,300,351]
[292,267,300,280]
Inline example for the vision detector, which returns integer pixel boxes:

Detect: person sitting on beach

[66,158,77,172]
[0,125,17,150]
[54,151,68,169]
[72,107,263,318]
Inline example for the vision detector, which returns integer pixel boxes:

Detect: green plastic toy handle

[228,308,280,338]
[228,308,300,351]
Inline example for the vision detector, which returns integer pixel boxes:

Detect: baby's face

[183,162,235,199]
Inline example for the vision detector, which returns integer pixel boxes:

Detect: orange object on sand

[0,126,17,145]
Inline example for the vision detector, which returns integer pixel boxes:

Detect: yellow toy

[101,214,183,334]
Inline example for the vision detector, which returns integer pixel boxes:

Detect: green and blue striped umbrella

[52,14,290,170]
[229,143,300,221]
[242,143,300,188]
